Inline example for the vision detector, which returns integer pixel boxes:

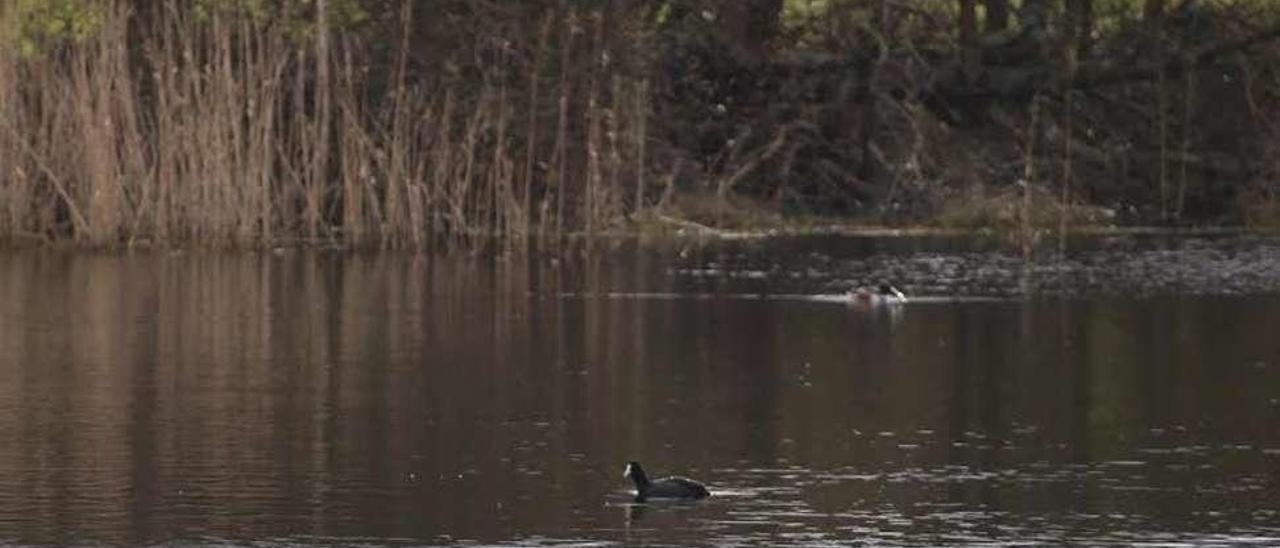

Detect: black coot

[623,461,710,502]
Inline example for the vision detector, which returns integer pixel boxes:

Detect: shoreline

[1,223,1276,254]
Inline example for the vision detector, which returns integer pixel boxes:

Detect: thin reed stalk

[1020,94,1040,258]
[548,7,578,240]
[583,11,604,236]
[523,14,553,236]
[1059,91,1074,257]
[632,78,649,215]
[308,0,332,242]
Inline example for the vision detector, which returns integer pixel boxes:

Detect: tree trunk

[1064,0,1095,61]
[1144,0,1167,21]
[958,0,978,78]
[1078,0,1096,56]
[310,0,331,240]
[857,0,888,184]
[983,0,1009,34]
[715,0,783,66]
[1019,0,1052,33]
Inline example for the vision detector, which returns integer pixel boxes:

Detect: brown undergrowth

[0,2,656,248]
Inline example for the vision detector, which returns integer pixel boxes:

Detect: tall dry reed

[0,1,654,248]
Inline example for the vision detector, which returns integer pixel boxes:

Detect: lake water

[1,235,1278,546]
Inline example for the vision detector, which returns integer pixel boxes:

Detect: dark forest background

[2,0,1279,247]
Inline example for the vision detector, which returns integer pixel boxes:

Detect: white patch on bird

[623,463,633,478]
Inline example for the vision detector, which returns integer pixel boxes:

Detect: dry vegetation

[1,0,1279,248]
[0,1,655,248]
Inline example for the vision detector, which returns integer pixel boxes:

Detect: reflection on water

[0,236,1278,546]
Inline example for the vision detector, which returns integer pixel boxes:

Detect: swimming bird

[623,461,710,502]
[847,283,906,305]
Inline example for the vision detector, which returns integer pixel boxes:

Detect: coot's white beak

[623,463,632,478]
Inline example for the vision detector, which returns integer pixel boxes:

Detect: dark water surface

[1,236,1279,546]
